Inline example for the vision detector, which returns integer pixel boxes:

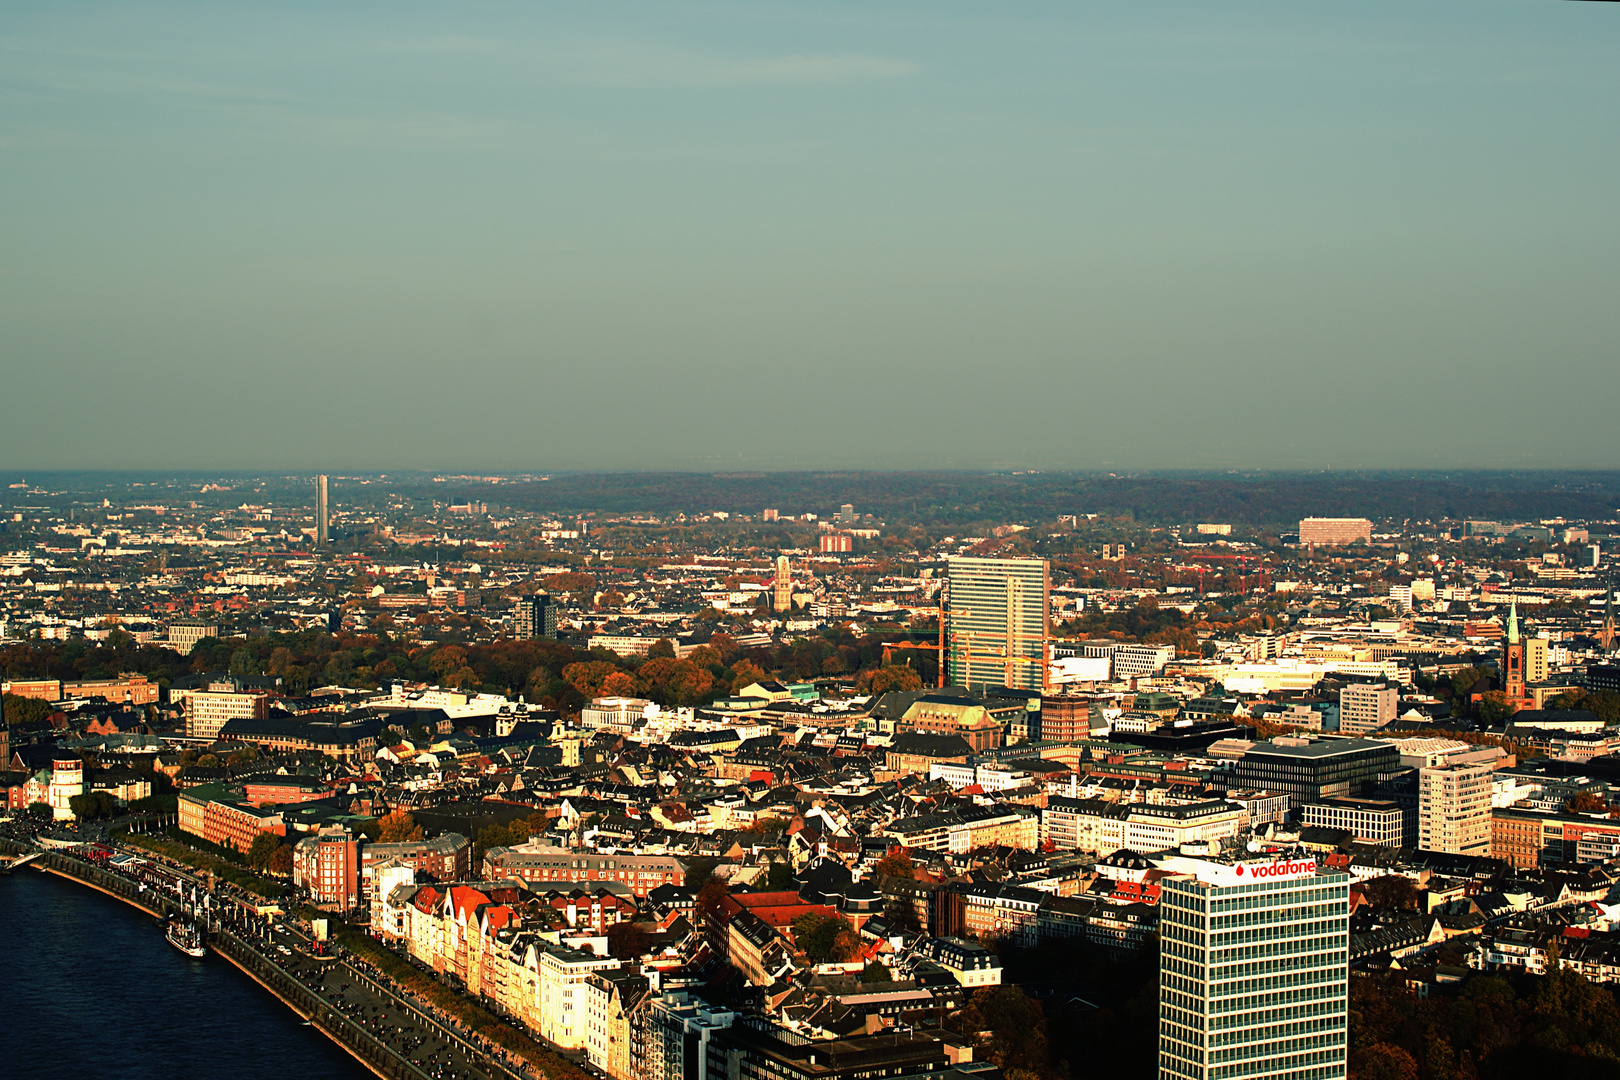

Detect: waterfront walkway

[20,844,539,1080]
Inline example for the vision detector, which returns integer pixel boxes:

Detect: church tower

[1503,600,1525,701]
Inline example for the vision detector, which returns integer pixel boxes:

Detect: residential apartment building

[1042,798,1247,858]
[1158,853,1351,1080]
[639,991,737,1080]
[1418,763,1491,856]
[882,804,1039,854]
[916,936,1002,986]
[1298,518,1372,547]
[583,970,650,1080]
[1337,683,1397,736]
[1491,805,1620,870]
[293,828,361,911]
[538,946,622,1050]
[513,592,557,639]
[362,832,472,883]
[482,844,684,897]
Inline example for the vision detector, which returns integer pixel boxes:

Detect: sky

[2,1,1618,473]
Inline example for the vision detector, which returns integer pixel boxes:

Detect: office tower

[944,556,1050,692]
[1338,682,1397,735]
[1525,634,1550,685]
[773,555,791,613]
[1502,600,1525,701]
[1418,763,1491,855]
[1386,583,1413,613]
[514,592,558,640]
[1579,543,1600,568]
[839,503,855,524]
[1232,738,1398,807]
[1297,517,1372,547]
[1158,852,1350,1080]
[315,474,330,546]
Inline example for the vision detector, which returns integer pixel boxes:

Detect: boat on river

[165,919,206,959]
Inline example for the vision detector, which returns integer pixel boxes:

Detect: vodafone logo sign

[1234,858,1317,881]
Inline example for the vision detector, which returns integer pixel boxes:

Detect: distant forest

[6,470,1620,529]
[440,471,1620,528]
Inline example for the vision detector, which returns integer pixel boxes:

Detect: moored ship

[165,919,206,959]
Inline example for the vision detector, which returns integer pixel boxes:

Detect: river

[0,869,370,1079]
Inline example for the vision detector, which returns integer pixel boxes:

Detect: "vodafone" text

[1234,859,1317,879]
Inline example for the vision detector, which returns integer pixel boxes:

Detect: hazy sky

[3,2,1617,473]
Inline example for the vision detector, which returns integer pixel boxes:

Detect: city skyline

[4,2,1618,472]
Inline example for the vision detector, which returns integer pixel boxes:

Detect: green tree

[791,911,861,963]
[859,960,893,985]
[2,693,58,730]
[248,831,282,872]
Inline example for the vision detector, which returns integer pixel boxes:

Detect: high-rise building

[1526,635,1550,685]
[772,555,791,613]
[761,508,779,522]
[1418,763,1491,855]
[514,592,558,639]
[838,503,855,524]
[1386,583,1413,613]
[1298,518,1372,547]
[1338,682,1397,735]
[315,474,330,546]
[818,534,852,554]
[945,556,1050,692]
[1158,852,1350,1080]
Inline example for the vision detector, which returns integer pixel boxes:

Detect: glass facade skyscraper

[944,556,1049,692]
[1158,854,1350,1080]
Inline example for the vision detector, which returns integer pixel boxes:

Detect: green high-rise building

[944,556,1049,692]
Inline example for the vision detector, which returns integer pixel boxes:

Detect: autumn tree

[563,660,621,697]
[599,670,640,697]
[857,665,923,695]
[605,921,652,959]
[728,660,768,694]
[1360,875,1420,911]
[954,985,1058,1079]
[269,844,293,876]
[378,809,425,843]
[872,847,916,881]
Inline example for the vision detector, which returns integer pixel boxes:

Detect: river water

[0,869,369,1079]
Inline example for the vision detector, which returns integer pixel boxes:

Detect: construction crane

[879,640,942,670]
[1180,552,1268,594]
